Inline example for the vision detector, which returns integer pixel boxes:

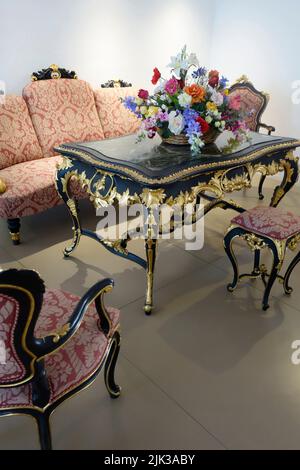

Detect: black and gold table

[55,132,300,314]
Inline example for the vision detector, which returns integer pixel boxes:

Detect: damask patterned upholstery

[0,294,26,385]
[23,79,105,159]
[0,288,120,408]
[94,87,140,138]
[0,156,86,218]
[232,206,300,240]
[229,87,266,131]
[0,96,43,170]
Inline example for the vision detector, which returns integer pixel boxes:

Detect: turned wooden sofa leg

[7,218,21,245]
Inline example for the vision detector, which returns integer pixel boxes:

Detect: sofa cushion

[94,87,140,138]
[23,79,105,159]
[0,156,86,219]
[0,95,43,170]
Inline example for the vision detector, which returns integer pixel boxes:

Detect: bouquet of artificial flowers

[123,46,250,154]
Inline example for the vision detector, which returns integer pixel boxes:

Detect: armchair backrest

[23,73,105,158]
[229,76,269,132]
[0,269,45,387]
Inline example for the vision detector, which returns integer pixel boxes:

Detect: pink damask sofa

[0,72,139,244]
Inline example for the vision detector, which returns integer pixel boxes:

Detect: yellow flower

[147,106,160,117]
[206,101,217,112]
[140,106,148,115]
[224,89,229,96]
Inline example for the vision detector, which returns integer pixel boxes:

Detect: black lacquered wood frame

[0,269,120,450]
[55,134,300,315]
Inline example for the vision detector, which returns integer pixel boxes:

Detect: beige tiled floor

[1,174,300,449]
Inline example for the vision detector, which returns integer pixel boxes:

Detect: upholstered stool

[224,206,300,311]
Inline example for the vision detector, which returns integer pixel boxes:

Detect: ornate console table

[55,132,300,314]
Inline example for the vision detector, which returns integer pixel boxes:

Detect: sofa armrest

[0,178,7,194]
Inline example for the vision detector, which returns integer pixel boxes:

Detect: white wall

[1,0,298,139]
[210,0,300,138]
[0,0,216,94]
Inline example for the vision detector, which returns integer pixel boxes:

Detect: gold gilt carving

[288,234,300,252]
[102,239,128,255]
[140,189,166,207]
[234,74,252,85]
[51,323,70,344]
[271,155,299,207]
[56,143,300,186]
[10,232,20,242]
[66,199,77,217]
[221,172,251,192]
[56,154,298,229]
[0,179,7,194]
[58,157,73,171]
[242,233,267,251]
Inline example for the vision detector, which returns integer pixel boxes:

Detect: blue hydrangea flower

[183,108,198,124]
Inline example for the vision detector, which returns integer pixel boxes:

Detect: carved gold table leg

[55,167,82,257]
[144,238,157,315]
[64,198,82,257]
[271,152,299,207]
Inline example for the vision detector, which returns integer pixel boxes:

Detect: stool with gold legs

[224,206,300,311]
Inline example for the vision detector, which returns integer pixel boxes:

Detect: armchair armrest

[34,278,115,357]
[259,123,276,135]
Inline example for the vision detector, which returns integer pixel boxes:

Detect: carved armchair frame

[0,269,120,450]
[230,76,276,199]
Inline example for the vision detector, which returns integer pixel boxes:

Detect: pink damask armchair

[229,76,276,200]
[0,269,121,450]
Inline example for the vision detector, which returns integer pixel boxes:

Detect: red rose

[208,70,219,88]
[138,89,149,100]
[151,68,161,85]
[177,78,185,89]
[148,127,157,139]
[196,116,210,134]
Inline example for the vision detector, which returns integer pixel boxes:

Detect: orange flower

[184,84,206,104]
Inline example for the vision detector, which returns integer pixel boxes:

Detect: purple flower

[183,108,198,124]
[192,67,207,79]
[219,76,229,88]
[123,96,139,115]
[183,108,202,143]
[157,111,169,122]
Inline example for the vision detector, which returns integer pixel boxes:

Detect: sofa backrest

[23,79,105,158]
[94,87,140,139]
[0,95,43,170]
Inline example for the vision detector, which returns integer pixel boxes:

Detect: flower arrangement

[123,46,250,154]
